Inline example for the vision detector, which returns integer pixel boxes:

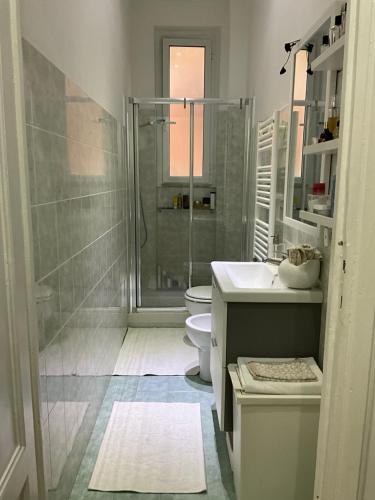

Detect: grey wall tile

[38,203,59,279]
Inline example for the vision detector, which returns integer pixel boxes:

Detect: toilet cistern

[184,286,212,315]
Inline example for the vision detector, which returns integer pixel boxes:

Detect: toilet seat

[185,286,212,303]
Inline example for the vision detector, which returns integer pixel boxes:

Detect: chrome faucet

[263,256,286,266]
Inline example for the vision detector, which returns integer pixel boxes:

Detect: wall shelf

[299,210,334,228]
[285,10,346,232]
[303,138,339,156]
[311,36,345,72]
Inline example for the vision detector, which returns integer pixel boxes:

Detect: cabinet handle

[211,336,218,347]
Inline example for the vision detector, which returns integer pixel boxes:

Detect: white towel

[247,358,318,382]
[237,357,322,395]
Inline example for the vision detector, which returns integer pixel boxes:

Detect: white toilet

[185,313,212,382]
[35,284,55,348]
[184,286,212,315]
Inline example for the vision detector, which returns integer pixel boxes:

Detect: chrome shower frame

[126,96,255,312]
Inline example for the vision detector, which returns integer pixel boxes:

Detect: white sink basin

[211,261,323,303]
[224,262,275,289]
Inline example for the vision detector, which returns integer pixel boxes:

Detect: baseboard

[128,310,189,327]
[71,307,127,328]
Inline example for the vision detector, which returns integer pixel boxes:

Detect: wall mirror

[274,104,290,246]
[284,12,342,231]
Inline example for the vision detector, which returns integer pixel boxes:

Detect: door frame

[0,0,45,498]
[314,1,375,499]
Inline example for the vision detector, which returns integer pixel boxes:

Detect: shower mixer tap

[140,118,176,127]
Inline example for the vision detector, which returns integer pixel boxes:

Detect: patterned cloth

[247,358,318,382]
[287,244,321,266]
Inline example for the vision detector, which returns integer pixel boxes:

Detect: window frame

[160,37,213,185]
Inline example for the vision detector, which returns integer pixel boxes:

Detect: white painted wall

[228,0,249,96]
[246,0,334,122]
[20,0,132,120]
[130,0,230,97]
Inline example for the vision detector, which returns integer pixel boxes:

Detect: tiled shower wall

[23,40,127,498]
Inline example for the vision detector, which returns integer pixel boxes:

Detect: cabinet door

[210,341,227,430]
[211,278,227,361]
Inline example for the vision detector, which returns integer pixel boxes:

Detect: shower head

[139,117,176,128]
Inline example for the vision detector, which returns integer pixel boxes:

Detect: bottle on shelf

[329,15,342,45]
[327,96,340,138]
[172,195,178,209]
[183,194,189,209]
[177,193,183,209]
[210,191,216,210]
[341,3,347,36]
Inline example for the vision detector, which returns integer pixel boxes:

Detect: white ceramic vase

[278,259,320,289]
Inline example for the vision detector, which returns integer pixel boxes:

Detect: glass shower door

[135,102,190,308]
[133,98,252,309]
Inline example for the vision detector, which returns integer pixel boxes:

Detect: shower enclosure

[127,97,254,309]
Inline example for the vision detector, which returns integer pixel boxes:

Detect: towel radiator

[253,112,279,261]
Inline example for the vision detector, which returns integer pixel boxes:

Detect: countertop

[211,261,323,303]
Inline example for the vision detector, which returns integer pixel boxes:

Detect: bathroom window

[291,50,308,178]
[161,38,212,183]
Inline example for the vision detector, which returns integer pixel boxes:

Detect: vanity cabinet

[210,276,322,431]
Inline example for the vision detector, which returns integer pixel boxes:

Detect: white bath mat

[89,402,206,493]
[113,327,199,376]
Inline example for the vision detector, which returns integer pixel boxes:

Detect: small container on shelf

[313,204,331,216]
[307,183,331,212]
[320,34,330,54]
[202,197,210,209]
[318,128,334,143]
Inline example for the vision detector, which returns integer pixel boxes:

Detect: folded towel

[247,358,318,382]
[237,357,323,395]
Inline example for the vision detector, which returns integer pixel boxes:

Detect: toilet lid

[185,286,212,302]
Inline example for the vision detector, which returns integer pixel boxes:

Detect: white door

[0,1,39,498]
[313,1,375,499]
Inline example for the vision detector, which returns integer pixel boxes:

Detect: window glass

[292,50,308,177]
[169,46,205,177]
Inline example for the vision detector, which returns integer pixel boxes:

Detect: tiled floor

[69,375,236,499]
